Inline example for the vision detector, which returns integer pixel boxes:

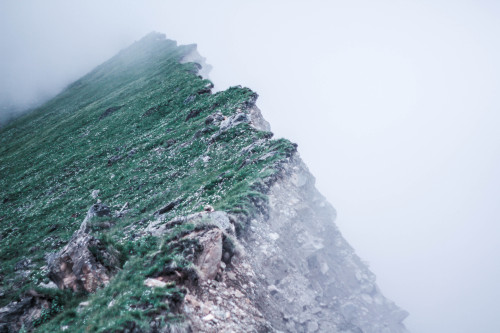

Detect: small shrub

[33,297,64,327]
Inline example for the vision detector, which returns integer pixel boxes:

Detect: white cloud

[2,1,500,331]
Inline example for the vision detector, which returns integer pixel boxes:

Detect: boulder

[0,294,50,332]
[47,203,119,293]
[144,278,167,288]
[186,228,223,281]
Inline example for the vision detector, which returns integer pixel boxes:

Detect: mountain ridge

[0,32,408,332]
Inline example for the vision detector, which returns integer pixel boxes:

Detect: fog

[2,1,500,332]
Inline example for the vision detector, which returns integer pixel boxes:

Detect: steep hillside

[0,33,407,332]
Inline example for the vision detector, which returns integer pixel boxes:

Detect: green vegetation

[0,32,296,331]
[33,297,64,327]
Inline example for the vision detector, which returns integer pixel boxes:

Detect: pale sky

[1,1,500,332]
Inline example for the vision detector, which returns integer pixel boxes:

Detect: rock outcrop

[186,228,223,281]
[180,44,213,79]
[0,291,55,332]
[142,154,409,332]
[145,210,236,284]
[0,204,119,332]
[47,203,119,293]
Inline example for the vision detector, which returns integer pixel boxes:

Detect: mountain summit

[0,32,408,332]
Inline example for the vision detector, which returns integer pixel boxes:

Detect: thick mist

[2,1,500,332]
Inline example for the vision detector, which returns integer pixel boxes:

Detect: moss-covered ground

[0,32,296,331]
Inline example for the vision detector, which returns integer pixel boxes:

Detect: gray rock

[203,211,233,233]
[47,203,119,293]
[76,301,90,313]
[14,259,32,271]
[209,111,252,142]
[219,112,249,132]
[249,105,271,131]
[205,111,224,125]
[153,199,181,216]
[0,294,50,332]
[307,321,319,332]
[146,210,235,237]
[187,228,223,281]
[91,189,100,199]
[38,281,58,289]
[184,95,196,104]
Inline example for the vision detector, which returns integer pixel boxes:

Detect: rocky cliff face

[245,154,408,332]
[0,32,408,332]
[175,156,409,333]
[173,108,408,333]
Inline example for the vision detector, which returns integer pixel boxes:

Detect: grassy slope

[0,32,296,331]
